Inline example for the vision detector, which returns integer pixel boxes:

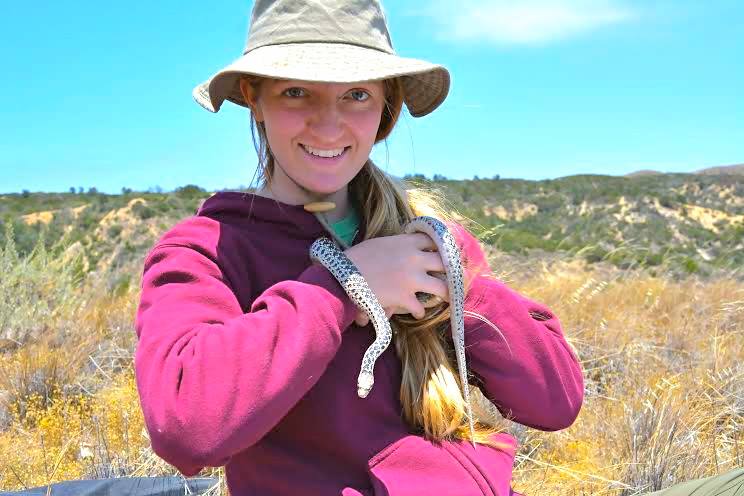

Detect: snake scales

[309,215,476,444]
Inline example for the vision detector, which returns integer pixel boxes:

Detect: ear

[239,78,264,122]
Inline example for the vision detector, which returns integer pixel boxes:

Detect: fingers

[409,232,438,252]
[355,307,397,326]
[416,272,450,303]
[356,305,427,325]
[420,251,446,273]
[406,297,427,320]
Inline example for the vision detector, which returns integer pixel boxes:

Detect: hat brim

[192,43,450,118]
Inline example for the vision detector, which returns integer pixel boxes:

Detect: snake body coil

[309,215,475,444]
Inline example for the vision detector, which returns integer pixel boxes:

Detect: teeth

[302,144,345,158]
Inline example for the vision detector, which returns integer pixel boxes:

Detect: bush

[495,229,553,254]
[174,184,206,198]
[658,195,675,208]
[583,246,608,264]
[533,194,564,213]
[682,257,699,274]
[131,202,156,220]
[643,252,664,267]
[107,224,123,239]
[0,223,86,347]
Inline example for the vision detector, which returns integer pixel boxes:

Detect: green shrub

[107,224,123,239]
[174,184,206,198]
[0,224,86,347]
[583,246,609,264]
[131,202,156,220]
[682,257,699,274]
[643,252,664,267]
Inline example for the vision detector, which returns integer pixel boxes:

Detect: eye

[283,87,306,98]
[347,89,370,102]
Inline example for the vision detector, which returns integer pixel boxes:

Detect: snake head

[358,371,374,398]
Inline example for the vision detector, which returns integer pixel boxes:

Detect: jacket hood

[195,191,366,241]
[197,191,319,225]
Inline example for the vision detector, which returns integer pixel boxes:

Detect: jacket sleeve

[134,219,358,476]
[449,222,584,431]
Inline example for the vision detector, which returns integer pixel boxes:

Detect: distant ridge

[693,163,744,175]
[625,169,663,177]
[625,163,744,177]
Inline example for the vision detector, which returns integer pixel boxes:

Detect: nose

[308,100,345,145]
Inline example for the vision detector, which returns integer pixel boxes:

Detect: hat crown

[244,0,394,55]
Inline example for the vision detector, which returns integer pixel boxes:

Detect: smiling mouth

[300,143,350,159]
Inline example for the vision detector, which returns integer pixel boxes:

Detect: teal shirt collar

[329,203,360,246]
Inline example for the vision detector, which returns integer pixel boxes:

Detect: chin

[301,177,350,196]
[306,186,343,199]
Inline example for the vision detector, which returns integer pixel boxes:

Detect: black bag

[0,476,218,496]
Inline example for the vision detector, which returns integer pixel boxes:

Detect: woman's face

[243,78,385,202]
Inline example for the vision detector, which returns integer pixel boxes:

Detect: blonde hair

[241,75,511,450]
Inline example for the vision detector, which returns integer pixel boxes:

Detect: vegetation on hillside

[3,173,743,283]
[0,173,741,493]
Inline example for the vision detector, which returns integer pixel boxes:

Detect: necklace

[264,163,357,246]
[304,201,361,249]
[303,201,336,213]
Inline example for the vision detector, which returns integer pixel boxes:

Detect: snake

[309,215,476,444]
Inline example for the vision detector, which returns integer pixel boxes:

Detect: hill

[428,172,743,278]
[694,163,744,175]
[1,172,742,282]
[625,162,744,177]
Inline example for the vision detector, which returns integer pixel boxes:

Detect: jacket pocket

[367,433,517,496]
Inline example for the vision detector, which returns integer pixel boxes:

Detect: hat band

[244,38,394,56]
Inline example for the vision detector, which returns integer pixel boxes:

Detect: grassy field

[0,180,744,495]
[0,186,741,494]
[489,250,742,494]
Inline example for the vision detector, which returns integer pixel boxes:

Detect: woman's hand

[344,233,449,325]
[354,307,394,327]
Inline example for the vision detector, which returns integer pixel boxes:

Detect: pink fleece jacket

[134,191,584,495]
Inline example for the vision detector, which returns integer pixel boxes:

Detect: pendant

[303,201,336,213]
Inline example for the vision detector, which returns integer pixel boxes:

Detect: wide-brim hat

[192,0,450,118]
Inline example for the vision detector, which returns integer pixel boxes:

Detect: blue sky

[1,0,742,194]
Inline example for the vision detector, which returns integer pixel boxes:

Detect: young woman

[133,1,584,494]
[133,0,737,494]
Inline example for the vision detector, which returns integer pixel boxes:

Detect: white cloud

[422,0,637,45]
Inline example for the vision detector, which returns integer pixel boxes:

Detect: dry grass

[488,250,743,495]
[0,226,741,494]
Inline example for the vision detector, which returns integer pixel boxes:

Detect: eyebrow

[274,80,380,92]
